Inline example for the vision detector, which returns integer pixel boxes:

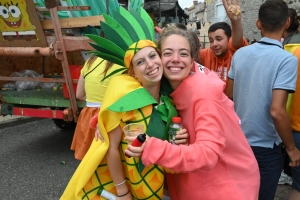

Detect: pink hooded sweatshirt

[142,69,260,200]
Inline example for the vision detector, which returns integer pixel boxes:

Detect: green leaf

[88,51,124,67]
[108,88,157,112]
[112,9,140,42]
[85,34,125,57]
[140,8,155,41]
[130,9,152,41]
[101,14,134,50]
[100,68,127,82]
[88,42,124,60]
[120,7,146,40]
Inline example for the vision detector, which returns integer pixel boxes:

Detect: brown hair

[157,26,197,61]
[188,30,200,63]
[286,8,300,33]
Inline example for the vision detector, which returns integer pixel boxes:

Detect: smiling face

[161,34,193,90]
[130,46,163,88]
[208,29,229,57]
[0,0,35,33]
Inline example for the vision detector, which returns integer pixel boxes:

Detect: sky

[178,0,204,9]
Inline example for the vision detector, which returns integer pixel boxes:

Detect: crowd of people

[62,0,300,199]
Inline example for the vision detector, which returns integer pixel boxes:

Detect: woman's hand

[124,135,148,157]
[94,126,104,142]
[175,128,189,145]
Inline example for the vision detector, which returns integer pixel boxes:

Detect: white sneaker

[278,172,293,185]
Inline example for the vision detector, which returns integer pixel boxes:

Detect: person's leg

[251,144,284,200]
[288,131,300,200]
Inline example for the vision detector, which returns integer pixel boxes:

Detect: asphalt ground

[0,116,295,200]
[0,118,80,200]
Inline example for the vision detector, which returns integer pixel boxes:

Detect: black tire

[53,119,76,130]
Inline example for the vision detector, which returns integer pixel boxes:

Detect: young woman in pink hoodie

[125,25,260,200]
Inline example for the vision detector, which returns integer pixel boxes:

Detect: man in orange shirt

[200,0,248,93]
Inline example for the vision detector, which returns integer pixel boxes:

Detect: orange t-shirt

[199,38,248,92]
[290,46,300,131]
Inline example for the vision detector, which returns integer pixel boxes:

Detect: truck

[0,0,188,129]
[0,0,104,129]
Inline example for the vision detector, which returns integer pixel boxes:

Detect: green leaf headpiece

[86,6,156,79]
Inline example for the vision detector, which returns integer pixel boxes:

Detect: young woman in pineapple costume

[61,6,188,200]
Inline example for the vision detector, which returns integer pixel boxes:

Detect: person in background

[125,25,260,200]
[280,7,300,200]
[70,55,123,160]
[199,0,247,93]
[283,8,300,46]
[227,1,300,199]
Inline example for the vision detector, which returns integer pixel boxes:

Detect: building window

[216,3,226,18]
[210,3,226,24]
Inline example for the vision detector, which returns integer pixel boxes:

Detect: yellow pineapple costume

[61,4,177,200]
[284,44,300,115]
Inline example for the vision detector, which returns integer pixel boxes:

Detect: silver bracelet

[114,180,126,187]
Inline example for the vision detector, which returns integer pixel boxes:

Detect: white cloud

[178,0,204,9]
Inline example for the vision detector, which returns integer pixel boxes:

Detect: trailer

[0,0,103,129]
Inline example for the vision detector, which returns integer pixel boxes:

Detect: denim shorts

[292,131,300,192]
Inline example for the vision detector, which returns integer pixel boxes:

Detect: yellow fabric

[61,75,164,200]
[81,57,123,103]
[124,40,157,69]
[284,44,300,131]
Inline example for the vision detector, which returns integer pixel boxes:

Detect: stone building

[185,1,211,48]
[206,0,300,41]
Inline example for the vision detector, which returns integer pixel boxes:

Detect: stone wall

[206,0,300,41]
[240,0,261,41]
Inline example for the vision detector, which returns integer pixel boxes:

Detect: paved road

[0,119,80,200]
[0,118,294,200]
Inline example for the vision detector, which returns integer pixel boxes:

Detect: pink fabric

[142,70,260,200]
